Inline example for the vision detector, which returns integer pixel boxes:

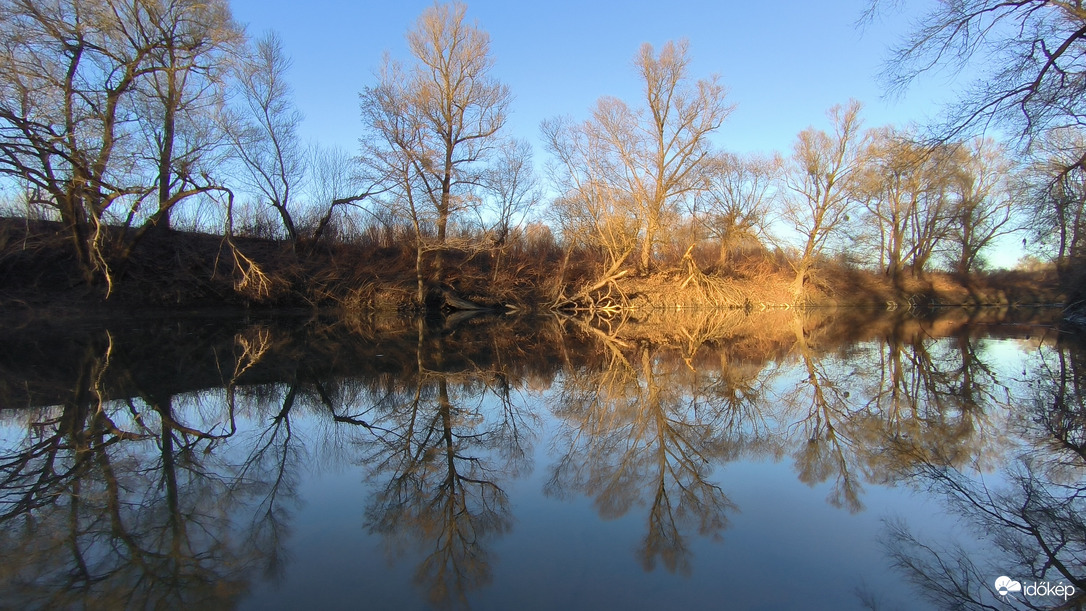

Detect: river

[0,307,1080,610]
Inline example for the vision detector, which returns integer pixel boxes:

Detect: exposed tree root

[230,244,276,300]
[218,190,285,301]
[678,245,744,306]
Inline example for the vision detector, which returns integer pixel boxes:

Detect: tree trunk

[718,237,731,268]
[416,240,426,306]
[792,266,807,302]
[955,251,972,276]
[271,200,298,249]
[433,203,449,301]
[154,67,177,237]
[59,195,95,285]
[639,213,657,273]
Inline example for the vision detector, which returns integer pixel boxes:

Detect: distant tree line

[1,0,1083,307]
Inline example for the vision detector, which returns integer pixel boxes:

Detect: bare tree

[228,31,306,248]
[0,0,240,291]
[694,151,780,267]
[361,58,432,304]
[542,115,640,270]
[360,2,511,306]
[780,100,867,300]
[855,127,956,281]
[481,137,541,281]
[0,0,157,286]
[482,138,540,246]
[904,143,957,275]
[628,41,733,272]
[547,41,732,274]
[1023,127,1086,292]
[299,142,387,253]
[136,0,241,238]
[874,0,1086,307]
[855,127,920,279]
[945,137,1017,275]
[874,0,1086,147]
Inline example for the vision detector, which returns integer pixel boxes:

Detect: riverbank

[0,217,1063,314]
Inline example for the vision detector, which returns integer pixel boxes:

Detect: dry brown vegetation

[0,216,1061,315]
[0,217,569,311]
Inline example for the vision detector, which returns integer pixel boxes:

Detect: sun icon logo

[995,576,1022,597]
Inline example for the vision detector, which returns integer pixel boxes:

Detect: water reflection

[0,308,1074,608]
[0,336,271,608]
[547,319,737,574]
[356,322,539,607]
[881,333,1086,610]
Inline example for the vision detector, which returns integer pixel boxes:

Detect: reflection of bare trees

[0,331,292,608]
[0,314,559,609]
[363,380,512,608]
[883,459,1086,610]
[881,340,1086,610]
[783,313,869,512]
[0,308,1063,606]
[355,324,538,608]
[547,325,743,574]
[0,404,264,607]
[777,313,1017,514]
[1032,345,1086,462]
[544,310,1036,574]
[865,330,1009,472]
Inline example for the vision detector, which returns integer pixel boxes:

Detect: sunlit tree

[944,137,1017,275]
[545,40,733,274]
[854,127,955,280]
[360,2,511,306]
[542,115,640,269]
[780,100,867,299]
[874,0,1086,305]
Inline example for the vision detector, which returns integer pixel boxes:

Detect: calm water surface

[1,308,1082,610]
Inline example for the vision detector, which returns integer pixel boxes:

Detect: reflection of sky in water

[238,343,1036,610]
[0,315,1078,610]
[231,393,963,610]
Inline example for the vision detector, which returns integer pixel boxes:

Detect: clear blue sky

[228,0,955,156]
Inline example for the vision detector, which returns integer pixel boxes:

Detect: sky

[226,0,1024,267]
[228,0,957,156]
